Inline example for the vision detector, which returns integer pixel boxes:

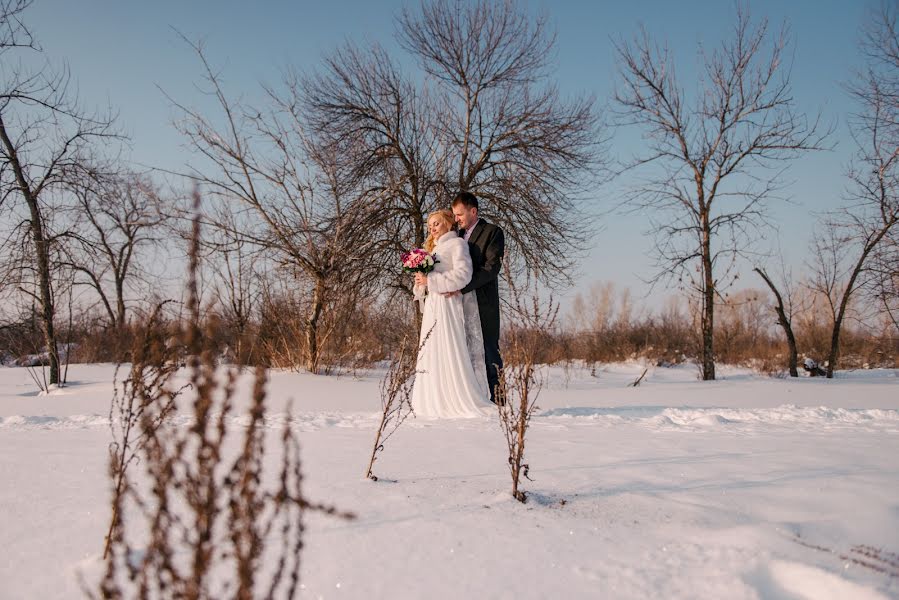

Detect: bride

[410,209,491,418]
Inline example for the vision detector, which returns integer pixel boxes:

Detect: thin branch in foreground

[365,326,432,481]
[495,265,558,503]
[102,299,183,561]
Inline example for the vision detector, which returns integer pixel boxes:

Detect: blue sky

[24,0,877,308]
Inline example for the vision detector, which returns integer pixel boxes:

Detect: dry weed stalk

[103,299,184,560]
[365,328,432,481]
[495,360,537,503]
[496,267,559,503]
[98,198,353,599]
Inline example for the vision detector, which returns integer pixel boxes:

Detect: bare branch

[613,4,828,379]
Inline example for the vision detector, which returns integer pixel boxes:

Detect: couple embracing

[410,192,504,418]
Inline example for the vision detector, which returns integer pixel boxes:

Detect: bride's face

[428,216,449,238]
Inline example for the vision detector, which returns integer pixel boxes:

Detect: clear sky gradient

[23,0,877,309]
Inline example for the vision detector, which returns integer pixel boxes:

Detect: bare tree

[867,229,899,333]
[169,39,379,373]
[303,0,603,295]
[302,41,440,299]
[808,226,855,376]
[613,5,827,380]
[0,1,120,384]
[809,4,899,378]
[204,221,263,364]
[863,187,899,335]
[807,214,896,378]
[397,0,603,283]
[859,2,899,337]
[64,171,168,331]
[753,266,800,376]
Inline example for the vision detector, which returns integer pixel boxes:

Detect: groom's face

[452,204,478,230]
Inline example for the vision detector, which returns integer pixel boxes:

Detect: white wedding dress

[411,230,491,418]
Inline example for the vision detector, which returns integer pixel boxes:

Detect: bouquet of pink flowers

[401,248,438,274]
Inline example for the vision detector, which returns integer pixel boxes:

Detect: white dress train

[411,231,491,418]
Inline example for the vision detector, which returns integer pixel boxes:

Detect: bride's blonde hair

[424,209,456,253]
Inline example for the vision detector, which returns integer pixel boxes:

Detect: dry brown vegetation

[5,279,896,377]
[99,322,354,598]
[365,329,431,482]
[557,283,897,375]
[495,274,560,503]
[96,206,355,599]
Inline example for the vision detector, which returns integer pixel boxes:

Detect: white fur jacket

[413,231,473,302]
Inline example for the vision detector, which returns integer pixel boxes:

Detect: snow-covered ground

[1,362,897,599]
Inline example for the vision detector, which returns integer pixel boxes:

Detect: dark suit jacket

[459,219,504,342]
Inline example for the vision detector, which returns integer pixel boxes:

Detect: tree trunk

[700,215,716,381]
[826,319,842,379]
[115,277,126,329]
[38,251,59,385]
[35,230,59,385]
[826,223,896,378]
[754,268,799,377]
[783,320,799,378]
[826,262,861,379]
[95,276,117,328]
[305,278,325,374]
[0,116,59,385]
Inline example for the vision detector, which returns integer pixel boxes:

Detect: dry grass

[11,278,896,376]
[365,328,431,481]
[97,200,354,599]
[495,271,559,503]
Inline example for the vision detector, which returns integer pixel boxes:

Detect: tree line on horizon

[0,0,896,385]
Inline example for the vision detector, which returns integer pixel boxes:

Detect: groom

[451,191,505,404]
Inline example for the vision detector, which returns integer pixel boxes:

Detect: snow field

[0,362,897,599]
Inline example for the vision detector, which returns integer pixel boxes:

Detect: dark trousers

[484,336,503,404]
